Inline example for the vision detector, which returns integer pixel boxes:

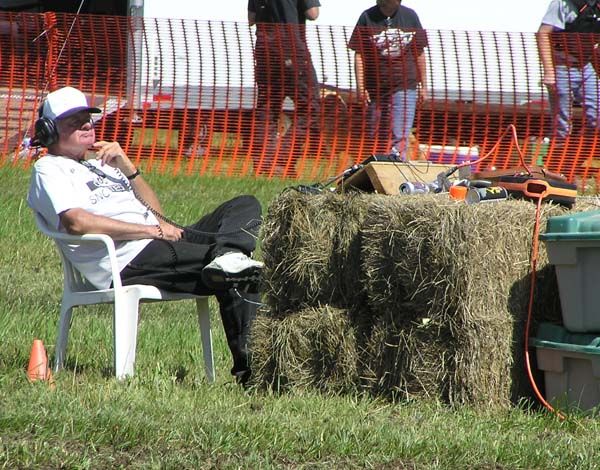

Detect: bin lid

[530,322,600,354]
[539,210,600,241]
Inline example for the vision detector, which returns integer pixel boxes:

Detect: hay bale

[250,305,359,393]
[360,315,451,401]
[362,196,561,320]
[259,190,600,407]
[261,190,371,314]
[360,196,576,407]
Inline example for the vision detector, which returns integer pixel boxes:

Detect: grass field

[2,163,600,469]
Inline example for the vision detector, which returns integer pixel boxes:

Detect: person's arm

[92,140,163,212]
[72,140,183,240]
[417,50,428,101]
[537,23,556,90]
[248,0,256,25]
[59,207,164,241]
[304,7,319,21]
[354,52,370,104]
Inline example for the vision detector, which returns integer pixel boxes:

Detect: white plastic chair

[33,212,215,382]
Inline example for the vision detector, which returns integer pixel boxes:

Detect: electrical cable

[282,125,568,418]
[135,186,262,239]
[32,0,88,96]
[21,0,97,160]
[477,125,566,418]
[312,124,528,193]
[400,160,438,184]
[80,160,262,238]
[233,287,266,307]
[421,125,566,418]
[388,158,418,184]
[524,196,566,420]
[362,125,531,192]
[479,125,567,418]
[51,0,88,82]
[439,124,531,175]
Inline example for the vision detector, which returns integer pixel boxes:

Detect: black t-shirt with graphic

[348,5,428,96]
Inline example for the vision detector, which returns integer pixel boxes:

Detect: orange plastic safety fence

[1,12,600,188]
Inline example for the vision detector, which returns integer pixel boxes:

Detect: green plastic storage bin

[531,323,600,411]
[540,210,600,332]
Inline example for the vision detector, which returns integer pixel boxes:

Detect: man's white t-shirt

[27,155,158,289]
[541,0,579,30]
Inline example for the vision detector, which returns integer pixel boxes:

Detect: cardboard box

[340,161,454,195]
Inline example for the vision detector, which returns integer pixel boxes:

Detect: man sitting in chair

[27,86,263,385]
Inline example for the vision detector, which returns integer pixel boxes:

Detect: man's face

[377,0,401,11]
[56,111,95,149]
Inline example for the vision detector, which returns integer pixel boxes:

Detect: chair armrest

[50,231,113,244]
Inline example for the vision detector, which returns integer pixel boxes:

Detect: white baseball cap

[40,86,101,121]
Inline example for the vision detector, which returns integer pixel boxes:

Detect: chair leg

[54,303,74,372]
[196,297,215,383]
[113,292,141,379]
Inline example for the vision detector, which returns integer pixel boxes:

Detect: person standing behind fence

[248,0,321,177]
[537,0,600,150]
[349,0,428,161]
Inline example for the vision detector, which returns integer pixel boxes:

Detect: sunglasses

[58,113,94,132]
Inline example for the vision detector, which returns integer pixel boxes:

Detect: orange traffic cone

[27,339,54,388]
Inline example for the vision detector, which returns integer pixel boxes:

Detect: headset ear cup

[34,117,58,147]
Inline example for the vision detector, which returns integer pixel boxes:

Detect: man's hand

[542,70,557,93]
[357,88,371,105]
[159,222,184,241]
[92,141,136,175]
[304,7,319,21]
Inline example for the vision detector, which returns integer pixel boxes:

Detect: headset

[33,108,59,148]
[33,105,95,148]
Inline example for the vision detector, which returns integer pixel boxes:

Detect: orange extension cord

[455,124,566,419]
[525,197,566,420]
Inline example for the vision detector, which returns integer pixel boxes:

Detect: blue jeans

[552,63,600,139]
[369,88,418,160]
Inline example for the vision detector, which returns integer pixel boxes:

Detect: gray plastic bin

[531,323,600,411]
[540,210,600,332]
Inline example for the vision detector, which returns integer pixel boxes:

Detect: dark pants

[252,36,321,175]
[120,195,262,380]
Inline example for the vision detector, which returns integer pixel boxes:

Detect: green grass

[2,163,600,469]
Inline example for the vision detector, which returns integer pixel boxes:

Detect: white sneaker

[201,252,263,290]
